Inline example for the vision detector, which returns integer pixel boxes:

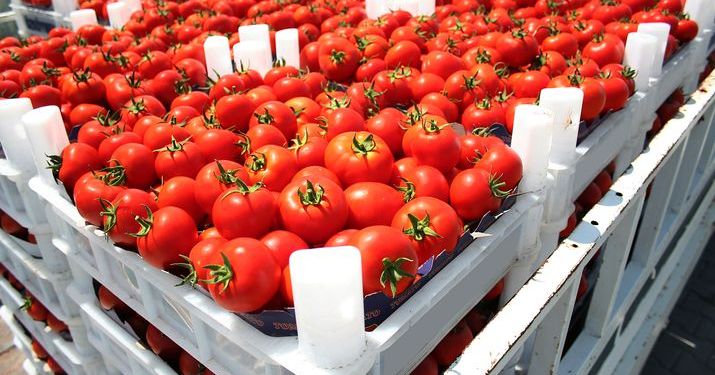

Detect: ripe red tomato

[324,131,394,186]
[212,180,276,240]
[450,168,506,221]
[421,51,466,80]
[48,143,101,195]
[473,145,523,190]
[31,340,48,360]
[109,143,158,189]
[74,172,126,227]
[136,206,198,270]
[248,101,298,140]
[146,324,182,363]
[582,33,625,68]
[344,182,403,229]
[21,295,48,321]
[260,230,309,269]
[182,238,226,289]
[46,312,68,333]
[548,74,606,121]
[194,160,249,215]
[396,165,451,203]
[577,182,603,209]
[318,37,361,82]
[204,238,281,313]
[61,70,106,105]
[154,140,205,180]
[101,189,158,248]
[432,321,474,366]
[350,225,418,297]
[323,107,366,140]
[411,355,438,375]
[245,145,298,192]
[279,177,348,245]
[405,121,460,175]
[391,197,463,264]
[598,72,630,112]
[157,177,204,225]
[178,351,213,375]
[496,29,539,68]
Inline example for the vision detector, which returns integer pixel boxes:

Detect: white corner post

[365,0,388,19]
[637,23,670,78]
[0,99,35,174]
[69,9,98,31]
[106,2,130,29]
[238,24,272,75]
[203,36,233,81]
[275,29,300,68]
[20,106,70,187]
[501,105,555,303]
[233,41,272,78]
[290,246,373,373]
[623,33,658,93]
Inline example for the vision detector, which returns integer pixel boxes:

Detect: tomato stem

[203,252,233,293]
[380,257,415,298]
[403,213,442,241]
[297,180,325,206]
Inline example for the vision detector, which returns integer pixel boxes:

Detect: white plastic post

[106,2,129,29]
[275,29,300,68]
[400,0,420,15]
[637,23,670,77]
[53,0,77,16]
[0,99,35,173]
[290,246,366,369]
[233,41,272,77]
[21,106,70,186]
[203,36,233,81]
[238,24,272,67]
[417,0,435,16]
[539,88,584,167]
[365,0,387,19]
[623,33,658,92]
[684,0,712,32]
[69,9,97,31]
[512,105,554,193]
[124,0,142,14]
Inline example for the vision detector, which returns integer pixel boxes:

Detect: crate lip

[0,305,51,375]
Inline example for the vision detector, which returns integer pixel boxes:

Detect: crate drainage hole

[571,244,578,248]
[590,220,599,226]
[615,192,623,197]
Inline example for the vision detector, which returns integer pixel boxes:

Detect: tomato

[318,37,361,82]
[411,355,438,375]
[397,165,451,203]
[594,170,613,193]
[343,182,403,229]
[289,131,328,168]
[31,340,48,360]
[47,312,68,333]
[421,51,466,80]
[215,94,254,132]
[179,351,213,375]
[391,197,463,264]
[583,33,625,68]
[194,160,249,215]
[485,278,504,300]
[291,166,342,187]
[406,121,460,175]
[473,145,523,190]
[179,238,226,289]
[450,168,507,221]
[47,143,101,195]
[249,101,298,140]
[154,140,205,180]
[560,210,577,239]
[212,179,276,239]
[260,230,309,269]
[512,70,550,98]
[461,99,506,131]
[157,177,204,227]
[204,238,281,312]
[109,143,157,189]
[245,145,298,192]
[325,229,359,247]
[21,295,48,322]
[432,320,473,366]
[601,63,636,95]
[60,70,106,106]
[146,324,182,363]
[20,84,62,108]
[592,1,633,24]
[324,107,366,140]
[194,129,243,162]
[324,131,394,185]
[349,226,418,297]
[542,31,579,59]
[598,72,630,112]
[675,19,698,43]
[279,177,348,245]
[101,189,158,248]
[121,95,167,127]
[577,182,603,209]
[496,29,539,68]
[136,206,198,270]
[74,172,126,227]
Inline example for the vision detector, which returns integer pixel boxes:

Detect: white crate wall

[448,63,715,375]
[0,305,53,375]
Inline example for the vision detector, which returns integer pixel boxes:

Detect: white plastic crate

[0,278,103,375]
[30,169,537,375]
[66,284,178,375]
[0,305,52,375]
[10,3,67,37]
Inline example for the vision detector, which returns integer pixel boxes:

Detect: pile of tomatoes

[0,0,699,318]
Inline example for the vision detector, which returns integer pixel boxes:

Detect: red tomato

[598,72,630,112]
[136,207,198,270]
[324,131,394,186]
[582,33,625,67]
[204,238,281,312]
[344,182,404,229]
[496,29,539,68]
[245,145,299,192]
[318,37,361,82]
[279,177,348,245]
[182,238,226,289]
[473,145,523,190]
[325,229,359,247]
[212,179,276,239]
[48,143,102,195]
[260,230,309,269]
[102,189,158,248]
[350,225,418,298]
[405,121,460,174]
[450,168,506,221]
[157,177,205,226]
[391,197,463,264]
[146,324,182,363]
[548,74,606,121]
[411,355,438,375]
[432,320,474,366]
[74,172,126,227]
[397,165,451,203]
[21,295,47,321]
[109,143,158,189]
